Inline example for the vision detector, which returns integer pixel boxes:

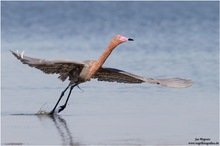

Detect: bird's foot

[48,105,66,115]
[58,105,66,113]
[49,110,55,115]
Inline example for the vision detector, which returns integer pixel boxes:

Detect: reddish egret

[11,34,192,114]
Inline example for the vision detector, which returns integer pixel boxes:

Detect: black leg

[49,86,70,115]
[58,84,78,113]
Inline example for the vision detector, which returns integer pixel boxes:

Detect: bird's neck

[96,42,118,67]
[85,41,118,80]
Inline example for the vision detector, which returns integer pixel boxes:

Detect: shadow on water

[10,112,81,146]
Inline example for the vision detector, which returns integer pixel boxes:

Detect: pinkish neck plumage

[84,34,133,80]
[85,40,119,80]
[96,41,119,67]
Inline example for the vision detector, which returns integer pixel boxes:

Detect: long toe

[58,105,66,113]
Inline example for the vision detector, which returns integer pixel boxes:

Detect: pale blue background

[1,1,219,145]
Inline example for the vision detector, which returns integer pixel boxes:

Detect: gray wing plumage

[93,67,193,88]
[11,50,85,81]
[93,67,145,83]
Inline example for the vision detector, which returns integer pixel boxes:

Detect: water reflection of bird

[37,114,79,146]
[11,34,192,114]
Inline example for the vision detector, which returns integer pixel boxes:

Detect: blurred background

[1,1,219,145]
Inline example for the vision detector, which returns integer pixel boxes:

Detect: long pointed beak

[128,38,134,41]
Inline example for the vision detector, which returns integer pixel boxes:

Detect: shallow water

[1,1,219,145]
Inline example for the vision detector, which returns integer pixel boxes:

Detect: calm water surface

[1,1,219,145]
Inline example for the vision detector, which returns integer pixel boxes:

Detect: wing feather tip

[145,78,193,89]
[161,78,193,89]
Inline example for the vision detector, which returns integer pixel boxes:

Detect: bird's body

[11,34,192,114]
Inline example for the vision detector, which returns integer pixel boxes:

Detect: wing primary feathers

[93,67,192,88]
[10,50,85,82]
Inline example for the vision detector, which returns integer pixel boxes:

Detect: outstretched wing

[93,67,145,83]
[93,67,193,88]
[11,50,85,81]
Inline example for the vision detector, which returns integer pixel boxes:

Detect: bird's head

[111,34,134,45]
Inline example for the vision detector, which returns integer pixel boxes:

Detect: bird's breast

[79,61,95,81]
[79,66,90,80]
